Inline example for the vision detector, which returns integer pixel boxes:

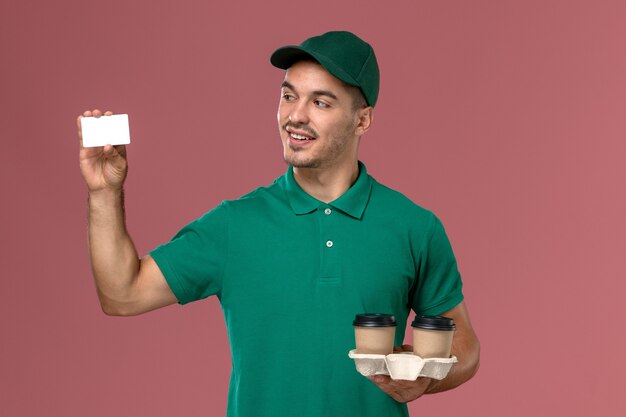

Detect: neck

[293,161,360,203]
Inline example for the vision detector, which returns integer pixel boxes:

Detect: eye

[282,93,296,101]
[314,100,329,109]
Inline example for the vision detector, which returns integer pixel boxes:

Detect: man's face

[277,61,363,169]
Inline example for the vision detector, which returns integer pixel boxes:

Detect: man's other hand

[367,345,432,403]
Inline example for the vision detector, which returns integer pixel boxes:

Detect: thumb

[103,144,126,161]
[103,144,128,171]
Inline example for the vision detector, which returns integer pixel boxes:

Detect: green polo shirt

[150,162,464,417]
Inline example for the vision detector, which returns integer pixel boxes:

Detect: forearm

[426,323,480,393]
[87,187,140,314]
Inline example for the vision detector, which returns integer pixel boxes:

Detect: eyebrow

[281,81,338,101]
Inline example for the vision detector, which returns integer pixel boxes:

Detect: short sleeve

[150,202,229,305]
[411,214,464,316]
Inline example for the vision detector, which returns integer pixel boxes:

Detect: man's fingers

[393,345,412,353]
[80,108,109,119]
[104,144,121,158]
[103,145,128,168]
[369,374,433,402]
[107,144,127,158]
[370,375,405,389]
[368,374,391,385]
[114,145,127,158]
[368,375,404,401]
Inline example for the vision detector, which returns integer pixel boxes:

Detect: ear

[354,107,374,136]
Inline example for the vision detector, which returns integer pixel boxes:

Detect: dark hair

[347,84,367,111]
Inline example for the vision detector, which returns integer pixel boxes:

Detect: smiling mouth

[285,124,318,141]
[289,132,315,141]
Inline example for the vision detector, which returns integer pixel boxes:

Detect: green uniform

[150,162,464,417]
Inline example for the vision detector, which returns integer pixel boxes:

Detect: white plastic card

[81,114,131,147]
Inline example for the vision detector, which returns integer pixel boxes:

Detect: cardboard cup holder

[348,349,457,381]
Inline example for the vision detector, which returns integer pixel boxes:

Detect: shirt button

[326,240,333,248]
[324,208,332,215]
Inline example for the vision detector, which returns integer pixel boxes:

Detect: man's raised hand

[77,109,128,192]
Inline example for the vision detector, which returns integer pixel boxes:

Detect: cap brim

[270,46,314,69]
[270,46,359,88]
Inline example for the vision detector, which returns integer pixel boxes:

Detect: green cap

[270,31,380,107]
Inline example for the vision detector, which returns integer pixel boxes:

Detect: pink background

[1,1,625,416]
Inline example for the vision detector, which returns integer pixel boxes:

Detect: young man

[78,31,479,417]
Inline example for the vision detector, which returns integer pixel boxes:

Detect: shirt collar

[283,161,373,219]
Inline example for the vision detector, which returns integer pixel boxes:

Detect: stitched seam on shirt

[416,214,463,314]
[409,212,437,306]
[216,201,230,299]
[417,290,464,316]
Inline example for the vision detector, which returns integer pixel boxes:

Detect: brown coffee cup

[411,315,455,358]
[353,314,396,354]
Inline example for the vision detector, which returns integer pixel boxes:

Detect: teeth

[291,133,313,140]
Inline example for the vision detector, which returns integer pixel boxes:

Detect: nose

[288,100,309,124]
